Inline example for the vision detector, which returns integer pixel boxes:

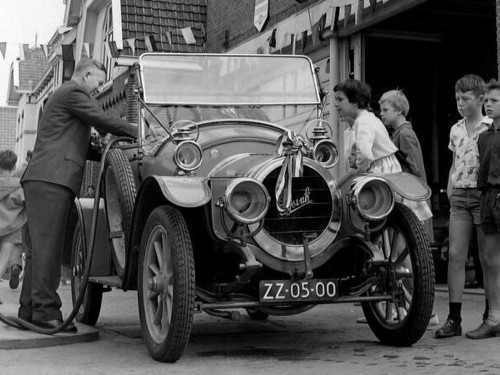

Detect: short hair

[379,90,410,117]
[455,74,486,96]
[73,58,107,76]
[333,79,371,109]
[486,79,500,92]
[0,150,18,171]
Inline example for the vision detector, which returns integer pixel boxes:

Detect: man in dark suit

[19,58,137,332]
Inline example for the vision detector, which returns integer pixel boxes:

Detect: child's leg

[9,243,23,268]
[0,241,16,277]
[448,219,473,303]
[480,232,500,322]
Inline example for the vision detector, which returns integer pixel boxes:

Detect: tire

[138,206,195,363]
[70,221,103,326]
[104,148,137,278]
[361,202,434,346]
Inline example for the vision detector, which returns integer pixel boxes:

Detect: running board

[89,276,123,288]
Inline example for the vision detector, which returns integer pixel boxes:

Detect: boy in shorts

[0,150,27,303]
[467,79,500,338]
[435,74,491,338]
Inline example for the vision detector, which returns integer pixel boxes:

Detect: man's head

[0,150,18,172]
[379,90,409,127]
[72,58,107,96]
[455,74,486,119]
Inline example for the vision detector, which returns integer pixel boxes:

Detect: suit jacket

[22,80,137,196]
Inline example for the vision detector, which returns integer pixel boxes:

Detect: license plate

[259,278,338,303]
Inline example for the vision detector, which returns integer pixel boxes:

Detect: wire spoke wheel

[361,203,434,346]
[138,206,195,363]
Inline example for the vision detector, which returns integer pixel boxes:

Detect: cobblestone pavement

[1,280,499,375]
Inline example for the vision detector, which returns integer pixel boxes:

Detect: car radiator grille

[262,166,332,245]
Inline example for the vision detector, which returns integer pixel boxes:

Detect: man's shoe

[32,319,78,333]
[9,264,22,289]
[466,321,500,339]
[435,318,462,338]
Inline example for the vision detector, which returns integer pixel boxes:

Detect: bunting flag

[344,4,351,28]
[311,23,319,47]
[18,44,27,61]
[165,31,173,48]
[125,38,136,55]
[145,34,158,52]
[180,27,196,45]
[291,34,296,55]
[355,0,363,25]
[0,42,6,60]
[268,29,277,48]
[369,0,377,13]
[301,30,308,53]
[318,13,327,41]
[41,44,49,58]
[332,6,340,32]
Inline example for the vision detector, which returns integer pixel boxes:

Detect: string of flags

[0,0,389,62]
[0,24,204,61]
[254,0,387,55]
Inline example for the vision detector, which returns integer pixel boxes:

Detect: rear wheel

[71,221,103,326]
[103,148,136,278]
[138,206,195,363]
[361,203,434,346]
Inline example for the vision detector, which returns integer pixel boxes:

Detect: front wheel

[71,221,103,326]
[361,203,434,346]
[138,206,195,363]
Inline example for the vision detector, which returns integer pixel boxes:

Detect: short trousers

[480,188,500,234]
[449,188,481,225]
[0,228,23,245]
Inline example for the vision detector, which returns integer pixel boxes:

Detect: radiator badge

[280,187,312,216]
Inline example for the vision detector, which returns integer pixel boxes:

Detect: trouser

[18,181,75,322]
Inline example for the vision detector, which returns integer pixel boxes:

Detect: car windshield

[140,54,321,105]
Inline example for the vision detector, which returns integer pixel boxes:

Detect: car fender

[149,175,211,207]
[337,172,431,201]
[123,176,211,289]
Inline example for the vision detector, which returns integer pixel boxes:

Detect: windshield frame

[138,53,321,106]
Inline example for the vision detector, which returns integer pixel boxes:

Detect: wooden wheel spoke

[153,239,163,266]
[149,264,161,276]
[162,298,171,330]
[153,299,163,326]
[393,246,410,268]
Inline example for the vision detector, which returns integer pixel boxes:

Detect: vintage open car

[67,53,434,362]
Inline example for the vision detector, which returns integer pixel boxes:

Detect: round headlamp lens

[225,179,270,224]
[174,141,203,171]
[313,140,339,168]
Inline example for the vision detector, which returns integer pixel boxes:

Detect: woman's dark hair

[333,79,372,109]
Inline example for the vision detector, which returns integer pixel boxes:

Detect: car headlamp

[225,178,270,224]
[312,139,339,168]
[174,141,203,171]
[350,177,394,221]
